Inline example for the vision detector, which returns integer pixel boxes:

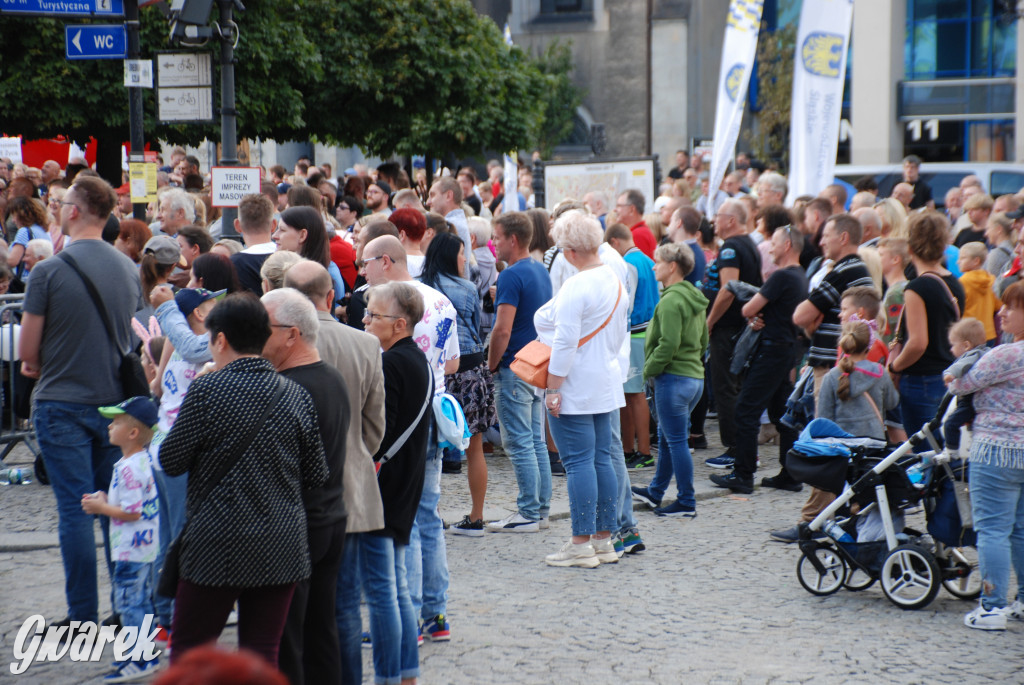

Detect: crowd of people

[4,148,1024,683]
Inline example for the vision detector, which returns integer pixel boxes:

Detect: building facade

[474,0,1022,166]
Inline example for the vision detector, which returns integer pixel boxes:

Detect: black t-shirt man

[954,227,986,248]
[280,361,351,529]
[703,234,762,329]
[758,265,809,343]
[909,179,933,210]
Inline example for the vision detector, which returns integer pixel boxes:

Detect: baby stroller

[787,394,979,610]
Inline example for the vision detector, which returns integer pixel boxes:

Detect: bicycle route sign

[156,52,212,87]
[156,51,213,123]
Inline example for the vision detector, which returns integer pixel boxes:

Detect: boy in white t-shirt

[82,396,161,682]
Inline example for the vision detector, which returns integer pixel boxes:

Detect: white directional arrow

[71,29,82,53]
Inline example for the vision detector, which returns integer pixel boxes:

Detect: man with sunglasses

[711,226,807,494]
[701,199,762,470]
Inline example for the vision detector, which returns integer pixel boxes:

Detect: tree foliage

[0,1,565,159]
[529,41,584,158]
[746,23,796,168]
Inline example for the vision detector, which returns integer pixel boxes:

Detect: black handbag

[157,379,286,597]
[57,252,149,399]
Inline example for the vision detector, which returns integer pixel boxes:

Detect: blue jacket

[429,272,485,358]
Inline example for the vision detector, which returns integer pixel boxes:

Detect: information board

[543,158,657,212]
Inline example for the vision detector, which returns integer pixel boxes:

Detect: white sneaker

[545,539,600,568]
[964,605,1007,631]
[590,536,619,564]
[539,517,550,530]
[485,512,539,533]
[1002,600,1024,620]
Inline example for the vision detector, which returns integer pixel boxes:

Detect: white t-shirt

[534,265,628,415]
[150,350,205,471]
[108,451,160,563]
[407,254,425,278]
[408,280,460,394]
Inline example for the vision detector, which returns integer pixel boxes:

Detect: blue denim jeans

[899,374,947,447]
[547,411,617,536]
[336,532,365,685]
[609,410,637,536]
[113,560,154,646]
[34,400,121,622]
[405,449,449,622]
[648,374,703,507]
[346,533,418,685]
[151,463,187,628]
[494,366,551,521]
[969,460,1024,611]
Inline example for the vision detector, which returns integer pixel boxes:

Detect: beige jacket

[316,311,386,533]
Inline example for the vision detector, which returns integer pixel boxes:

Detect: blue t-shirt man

[495,257,552,367]
[622,247,658,329]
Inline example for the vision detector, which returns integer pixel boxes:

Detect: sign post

[210,167,261,207]
[65,24,126,59]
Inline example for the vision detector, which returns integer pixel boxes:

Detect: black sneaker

[761,475,803,492]
[710,472,754,494]
[630,485,660,508]
[630,453,654,469]
[624,451,642,468]
[441,460,462,474]
[550,459,566,476]
[451,515,485,537]
[688,434,708,450]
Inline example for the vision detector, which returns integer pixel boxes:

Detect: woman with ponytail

[817,320,899,439]
[141,235,186,306]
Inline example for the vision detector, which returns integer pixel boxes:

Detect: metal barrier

[0,294,41,465]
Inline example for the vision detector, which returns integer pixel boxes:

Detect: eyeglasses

[363,310,401,321]
[337,205,350,211]
[362,255,384,265]
[270,324,294,329]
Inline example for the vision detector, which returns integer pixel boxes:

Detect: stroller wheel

[797,546,847,596]
[940,546,981,600]
[843,567,876,592]
[880,544,941,610]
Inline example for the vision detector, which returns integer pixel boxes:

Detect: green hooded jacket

[643,280,709,380]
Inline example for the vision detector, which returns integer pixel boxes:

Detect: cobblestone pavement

[2,427,1022,684]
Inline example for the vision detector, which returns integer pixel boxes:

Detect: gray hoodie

[817,360,899,440]
[943,344,988,381]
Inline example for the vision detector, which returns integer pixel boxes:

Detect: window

[906,0,1017,79]
[539,0,593,17]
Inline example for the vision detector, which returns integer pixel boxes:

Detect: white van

[833,162,1024,209]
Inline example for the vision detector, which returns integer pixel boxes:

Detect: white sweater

[534,265,628,415]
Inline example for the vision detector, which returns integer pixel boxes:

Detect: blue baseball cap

[98,396,159,430]
[175,287,227,319]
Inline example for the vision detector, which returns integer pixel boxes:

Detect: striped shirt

[806,254,875,367]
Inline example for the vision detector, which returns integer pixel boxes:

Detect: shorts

[445,361,498,435]
[623,333,646,394]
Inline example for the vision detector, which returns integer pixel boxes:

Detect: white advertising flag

[787,0,854,203]
[503,152,519,213]
[706,0,764,210]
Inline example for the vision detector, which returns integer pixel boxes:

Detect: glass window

[906,0,1016,79]
[539,0,594,14]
